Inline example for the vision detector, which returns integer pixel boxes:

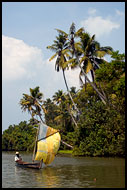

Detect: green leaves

[2,121,37,151]
[55,28,68,37]
[19,86,45,122]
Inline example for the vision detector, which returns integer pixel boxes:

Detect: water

[2,151,125,188]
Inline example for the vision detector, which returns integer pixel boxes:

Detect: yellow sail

[34,122,61,165]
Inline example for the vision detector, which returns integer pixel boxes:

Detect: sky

[2,2,125,132]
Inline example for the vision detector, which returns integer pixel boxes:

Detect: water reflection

[35,166,60,188]
[34,164,97,188]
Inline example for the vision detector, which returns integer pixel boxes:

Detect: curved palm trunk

[70,28,107,105]
[67,104,78,129]
[75,56,107,105]
[39,114,45,123]
[62,69,80,114]
[90,69,107,101]
[90,60,108,101]
[98,82,107,101]
[37,110,45,124]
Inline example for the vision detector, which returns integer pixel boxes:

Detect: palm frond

[46,45,57,52]
[96,46,113,58]
[70,60,79,70]
[86,61,93,73]
[54,115,63,122]
[80,56,88,63]
[96,50,107,58]
[91,34,95,40]
[75,27,84,37]
[64,58,76,65]
[75,43,83,53]
[55,29,68,37]
[49,53,57,61]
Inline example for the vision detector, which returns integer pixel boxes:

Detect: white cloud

[80,16,120,38]
[45,56,92,90]
[2,35,43,80]
[45,57,81,90]
[2,35,86,92]
[65,68,80,89]
[88,8,97,15]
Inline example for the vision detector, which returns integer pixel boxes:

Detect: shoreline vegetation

[2,149,73,155]
[2,149,125,158]
[2,24,125,158]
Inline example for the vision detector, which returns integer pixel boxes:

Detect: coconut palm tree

[76,31,113,101]
[53,90,77,131]
[19,86,45,123]
[53,90,65,105]
[67,23,113,105]
[53,90,78,129]
[78,32,112,87]
[47,31,80,114]
[54,23,107,104]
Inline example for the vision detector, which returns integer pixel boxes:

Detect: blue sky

[2,2,125,131]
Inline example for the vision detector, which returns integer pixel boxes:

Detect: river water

[2,151,125,188]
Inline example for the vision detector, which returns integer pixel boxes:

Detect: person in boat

[15,152,22,162]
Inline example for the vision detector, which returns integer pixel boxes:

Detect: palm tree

[53,90,78,129]
[47,31,80,114]
[19,86,45,123]
[67,23,113,105]
[79,32,112,83]
[54,23,107,104]
[53,91,76,132]
[52,90,65,105]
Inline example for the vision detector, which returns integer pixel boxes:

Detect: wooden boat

[15,122,61,169]
[15,160,41,169]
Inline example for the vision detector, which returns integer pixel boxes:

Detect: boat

[15,160,42,169]
[15,122,61,169]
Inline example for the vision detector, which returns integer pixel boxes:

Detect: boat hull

[15,160,41,169]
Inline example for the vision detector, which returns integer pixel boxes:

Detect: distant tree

[53,90,65,105]
[19,86,45,122]
[2,121,37,151]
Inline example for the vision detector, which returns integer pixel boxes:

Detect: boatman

[15,152,22,162]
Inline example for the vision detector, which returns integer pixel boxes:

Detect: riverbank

[58,150,73,155]
[2,149,125,158]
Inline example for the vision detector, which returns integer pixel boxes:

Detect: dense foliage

[2,120,38,151]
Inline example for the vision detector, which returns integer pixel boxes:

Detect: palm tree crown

[19,86,45,122]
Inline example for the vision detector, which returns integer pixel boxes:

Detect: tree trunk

[75,56,107,105]
[62,69,80,114]
[37,110,45,123]
[68,104,78,129]
[61,139,73,149]
[98,82,107,101]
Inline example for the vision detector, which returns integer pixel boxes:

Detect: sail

[34,122,61,165]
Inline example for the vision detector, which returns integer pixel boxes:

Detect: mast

[32,125,40,162]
